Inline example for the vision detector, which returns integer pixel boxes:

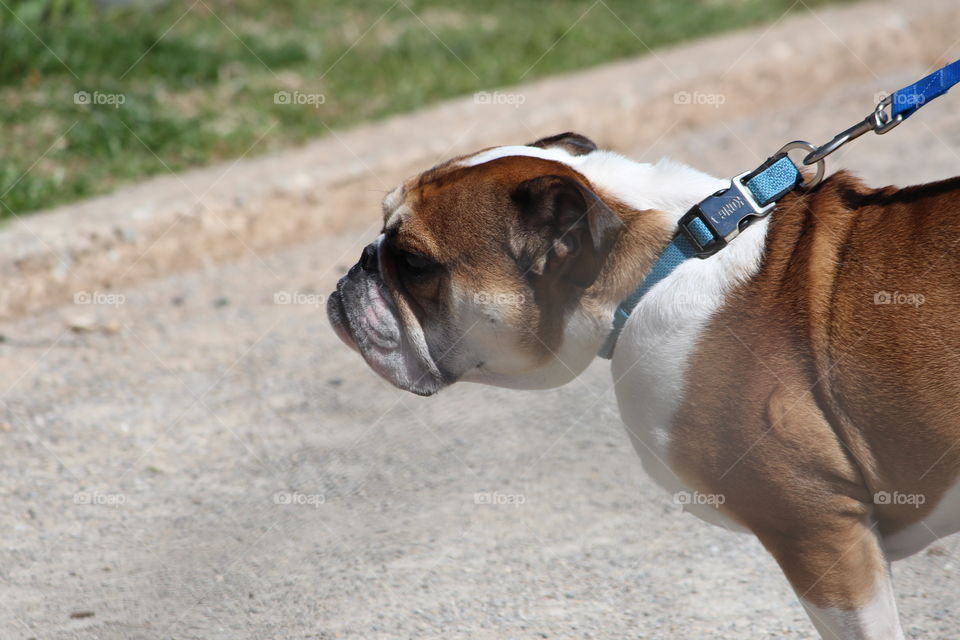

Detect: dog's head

[327,133,668,395]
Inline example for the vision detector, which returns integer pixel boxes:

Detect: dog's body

[328,133,960,639]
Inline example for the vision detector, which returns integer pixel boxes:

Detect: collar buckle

[677,171,774,258]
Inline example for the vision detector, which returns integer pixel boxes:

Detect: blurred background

[4,1,960,639]
[0,0,841,216]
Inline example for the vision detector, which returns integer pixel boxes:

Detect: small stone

[67,314,97,333]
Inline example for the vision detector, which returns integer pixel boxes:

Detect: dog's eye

[396,251,435,279]
[403,253,431,270]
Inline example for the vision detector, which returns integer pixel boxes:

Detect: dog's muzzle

[327,240,448,396]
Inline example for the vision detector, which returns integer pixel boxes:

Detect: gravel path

[3,41,960,640]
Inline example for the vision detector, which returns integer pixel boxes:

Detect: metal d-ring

[777,140,825,189]
[872,94,904,135]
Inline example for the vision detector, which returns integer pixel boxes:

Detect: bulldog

[327,132,960,639]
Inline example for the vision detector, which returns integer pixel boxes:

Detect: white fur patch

[801,571,905,640]
[462,145,589,168]
[462,145,725,214]
[452,280,604,391]
[612,225,768,532]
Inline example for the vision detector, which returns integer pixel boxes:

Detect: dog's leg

[757,519,904,640]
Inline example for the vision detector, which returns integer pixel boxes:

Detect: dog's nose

[360,242,378,272]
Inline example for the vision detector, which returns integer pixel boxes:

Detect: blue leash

[891,59,960,120]
[598,58,960,360]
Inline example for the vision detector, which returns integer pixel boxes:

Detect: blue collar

[597,152,801,359]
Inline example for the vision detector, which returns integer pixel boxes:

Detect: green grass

[0,0,850,216]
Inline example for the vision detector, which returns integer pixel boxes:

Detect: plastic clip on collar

[597,144,808,360]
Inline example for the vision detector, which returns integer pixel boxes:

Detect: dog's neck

[571,151,771,360]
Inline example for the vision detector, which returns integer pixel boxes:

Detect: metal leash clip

[803,94,904,166]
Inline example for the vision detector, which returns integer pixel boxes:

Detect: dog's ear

[510,174,623,289]
[527,132,597,157]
